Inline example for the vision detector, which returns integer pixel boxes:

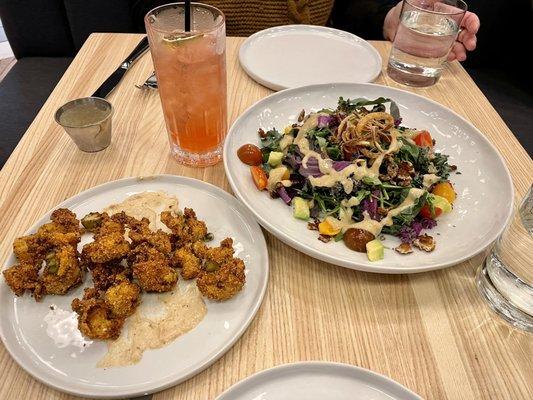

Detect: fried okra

[125,215,172,254]
[72,288,124,340]
[82,214,130,264]
[39,246,83,297]
[4,208,82,300]
[88,262,131,292]
[161,208,208,247]
[2,263,40,296]
[130,244,178,292]
[104,275,141,318]
[196,258,246,301]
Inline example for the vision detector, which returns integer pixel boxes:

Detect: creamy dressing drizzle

[325,188,426,236]
[293,113,401,195]
[422,173,440,189]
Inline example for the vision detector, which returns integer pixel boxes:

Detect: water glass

[387,0,467,87]
[476,185,533,332]
[145,2,227,167]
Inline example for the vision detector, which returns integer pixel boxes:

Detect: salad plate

[223,83,514,273]
[239,25,382,91]
[216,362,422,400]
[0,175,269,398]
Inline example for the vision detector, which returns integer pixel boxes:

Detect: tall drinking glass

[145,3,227,167]
[387,0,467,87]
[476,185,533,332]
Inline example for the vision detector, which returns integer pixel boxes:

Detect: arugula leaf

[326,145,342,160]
[432,152,452,179]
[381,192,428,235]
[260,129,282,151]
[396,138,419,163]
[337,97,401,120]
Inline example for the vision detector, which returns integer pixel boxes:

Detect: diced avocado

[362,175,381,186]
[428,193,452,213]
[268,151,284,167]
[366,239,384,262]
[292,197,310,220]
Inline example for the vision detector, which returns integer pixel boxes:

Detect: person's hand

[448,12,480,61]
[383,1,480,62]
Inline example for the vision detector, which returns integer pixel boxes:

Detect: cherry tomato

[419,203,442,219]
[414,130,433,147]
[432,181,456,204]
[250,166,268,191]
[238,144,262,166]
[343,228,375,252]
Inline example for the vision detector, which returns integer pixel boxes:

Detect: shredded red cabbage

[317,115,334,128]
[299,157,323,177]
[277,186,293,205]
[332,161,352,171]
[361,190,380,221]
[399,218,437,243]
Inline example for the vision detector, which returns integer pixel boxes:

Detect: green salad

[237,97,458,261]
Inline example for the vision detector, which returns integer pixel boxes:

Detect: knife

[92,36,149,98]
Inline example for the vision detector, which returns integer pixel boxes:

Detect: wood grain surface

[0,34,531,400]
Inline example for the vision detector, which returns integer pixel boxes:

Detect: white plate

[239,25,382,91]
[0,175,269,398]
[216,362,422,400]
[223,83,514,273]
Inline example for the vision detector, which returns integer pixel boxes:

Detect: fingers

[449,42,467,62]
[462,12,480,35]
[447,51,456,62]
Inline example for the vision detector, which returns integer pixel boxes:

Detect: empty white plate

[216,362,422,400]
[239,25,382,91]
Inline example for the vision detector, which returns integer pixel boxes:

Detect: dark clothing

[330,0,397,39]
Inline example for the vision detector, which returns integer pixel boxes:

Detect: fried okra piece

[196,258,246,301]
[104,275,141,318]
[37,208,81,247]
[82,214,130,264]
[173,245,202,279]
[126,216,172,254]
[13,234,48,264]
[2,263,40,297]
[72,288,124,340]
[160,208,208,247]
[173,238,235,280]
[81,212,103,232]
[131,244,178,292]
[39,246,83,296]
[88,262,131,292]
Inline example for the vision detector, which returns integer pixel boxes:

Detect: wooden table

[0,33,531,400]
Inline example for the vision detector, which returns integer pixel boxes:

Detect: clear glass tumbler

[387,0,467,87]
[145,2,227,167]
[476,185,533,332]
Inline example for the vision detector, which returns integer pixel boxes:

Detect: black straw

[185,0,191,32]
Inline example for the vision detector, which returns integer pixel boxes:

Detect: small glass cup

[387,0,467,87]
[145,2,227,167]
[55,97,113,152]
[476,185,533,332]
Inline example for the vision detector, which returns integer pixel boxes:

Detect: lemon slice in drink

[163,33,204,47]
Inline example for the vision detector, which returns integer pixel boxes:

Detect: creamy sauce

[97,282,206,368]
[293,113,402,194]
[44,305,93,351]
[97,191,207,368]
[325,188,426,237]
[422,174,440,189]
[103,191,180,231]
